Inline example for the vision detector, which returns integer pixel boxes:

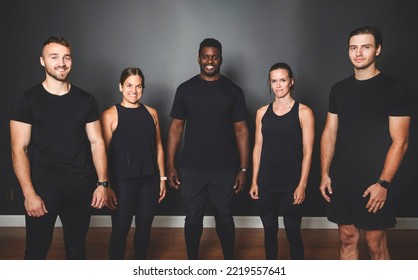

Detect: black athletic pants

[24,185,93,260]
[108,175,159,259]
[258,188,304,260]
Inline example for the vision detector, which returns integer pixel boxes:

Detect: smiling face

[348,33,381,71]
[119,75,143,107]
[198,46,222,81]
[269,68,294,100]
[40,42,72,82]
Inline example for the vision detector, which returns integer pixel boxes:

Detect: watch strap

[97,181,110,188]
[377,179,390,189]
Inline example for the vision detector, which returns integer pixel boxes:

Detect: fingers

[293,195,305,205]
[319,177,332,203]
[27,208,47,217]
[91,187,107,209]
[168,176,180,189]
[364,183,387,213]
[249,190,259,200]
[367,199,386,213]
[233,183,245,194]
[158,187,166,203]
[319,187,331,203]
[25,197,48,217]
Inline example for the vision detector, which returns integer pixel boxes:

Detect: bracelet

[160,176,167,181]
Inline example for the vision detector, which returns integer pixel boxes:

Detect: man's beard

[46,67,70,82]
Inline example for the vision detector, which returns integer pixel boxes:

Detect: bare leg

[364,229,390,260]
[338,224,360,260]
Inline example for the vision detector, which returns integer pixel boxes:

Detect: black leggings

[109,175,159,259]
[258,188,304,260]
[25,185,93,260]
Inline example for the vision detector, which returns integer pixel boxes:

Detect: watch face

[97,181,109,187]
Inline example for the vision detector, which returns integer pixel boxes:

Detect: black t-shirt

[10,83,99,190]
[328,72,410,181]
[170,75,247,170]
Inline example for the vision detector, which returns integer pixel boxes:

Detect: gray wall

[1,0,417,217]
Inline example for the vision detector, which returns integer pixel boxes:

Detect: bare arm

[363,116,410,213]
[166,118,185,189]
[319,112,338,202]
[100,107,117,210]
[233,120,250,193]
[10,120,48,217]
[86,120,108,209]
[147,106,166,203]
[294,104,315,204]
[249,106,267,200]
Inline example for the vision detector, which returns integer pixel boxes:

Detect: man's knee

[339,225,360,247]
[364,230,389,259]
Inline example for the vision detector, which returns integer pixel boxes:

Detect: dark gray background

[1,0,417,217]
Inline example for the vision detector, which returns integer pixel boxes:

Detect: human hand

[105,188,117,210]
[167,167,181,189]
[24,193,48,217]
[233,171,246,194]
[91,186,107,209]
[249,184,259,200]
[319,175,333,203]
[159,181,166,203]
[293,186,306,205]
[363,183,387,213]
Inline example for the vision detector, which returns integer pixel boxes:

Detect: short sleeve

[169,86,187,120]
[231,88,248,122]
[389,83,410,116]
[10,93,33,124]
[86,94,100,123]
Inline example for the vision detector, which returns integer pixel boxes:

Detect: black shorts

[327,178,396,230]
[179,168,237,225]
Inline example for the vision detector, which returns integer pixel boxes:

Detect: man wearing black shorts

[167,38,249,259]
[320,26,410,259]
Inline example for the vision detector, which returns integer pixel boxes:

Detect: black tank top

[257,101,302,192]
[108,103,158,180]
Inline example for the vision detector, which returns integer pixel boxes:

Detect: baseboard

[0,215,417,229]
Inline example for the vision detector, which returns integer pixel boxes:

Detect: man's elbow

[395,137,409,155]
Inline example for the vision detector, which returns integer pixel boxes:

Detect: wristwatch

[240,168,247,173]
[97,181,110,188]
[376,179,390,189]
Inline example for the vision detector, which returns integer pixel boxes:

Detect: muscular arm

[379,116,410,182]
[233,120,250,193]
[86,120,108,208]
[10,120,48,217]
[363,116,410,213]
[166,118,185,189]
[294,105,315,204]
[319,112,338,202]
[100,107,117,209]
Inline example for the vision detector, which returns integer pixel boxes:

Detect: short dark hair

[199,38,222,56]
[119,67,145,89]
[348,26,383,47]
[42,36,72,54]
